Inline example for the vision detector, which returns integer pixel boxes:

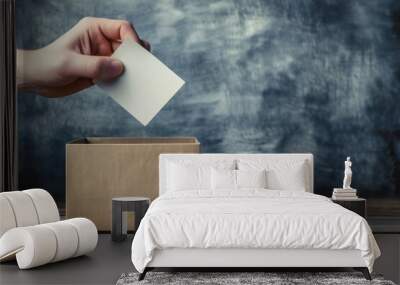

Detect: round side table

[112,197,150,242]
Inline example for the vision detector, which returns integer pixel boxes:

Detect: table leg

[112,201,125,241]
[134,202,149,232]
[122,211,127,235]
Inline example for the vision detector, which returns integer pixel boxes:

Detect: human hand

[17,17,150,97]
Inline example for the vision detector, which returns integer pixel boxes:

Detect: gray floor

[0,234,134,285]
[0,234,357,285]
[1,231,391,285]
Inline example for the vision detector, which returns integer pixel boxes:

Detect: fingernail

[101,59,124,81]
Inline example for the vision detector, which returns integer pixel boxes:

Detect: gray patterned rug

[116,272,396,285]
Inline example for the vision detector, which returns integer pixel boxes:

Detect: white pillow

[167,162,211,191]
[166,159,236,192]
[236,169,267,188]
[211,168,236,190]
[211,168,268,190]
[238,159,307,191]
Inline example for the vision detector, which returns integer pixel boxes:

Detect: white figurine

[343,157,353,189]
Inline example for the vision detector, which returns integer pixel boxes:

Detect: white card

[98,39,185,126]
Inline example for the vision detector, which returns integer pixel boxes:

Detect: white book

[332,194,359,200]
[333,188,357,193]
[332,192,357,197]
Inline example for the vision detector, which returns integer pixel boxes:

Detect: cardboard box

[66,137,200,231]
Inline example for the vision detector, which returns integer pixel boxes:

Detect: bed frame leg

[354,267,371,280]
[138,268,148,281]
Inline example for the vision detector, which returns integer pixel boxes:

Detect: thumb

[68,54,124,82]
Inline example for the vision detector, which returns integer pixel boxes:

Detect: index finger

[95,18,141,43]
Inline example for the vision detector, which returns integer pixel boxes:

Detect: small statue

[342,157,353,189]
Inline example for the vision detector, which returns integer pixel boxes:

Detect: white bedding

[131,190,380,273]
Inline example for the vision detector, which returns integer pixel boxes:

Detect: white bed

[131,154,380,280]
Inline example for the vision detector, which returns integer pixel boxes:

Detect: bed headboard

[159,153,314,195]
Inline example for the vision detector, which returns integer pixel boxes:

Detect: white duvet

[131,190,380,273]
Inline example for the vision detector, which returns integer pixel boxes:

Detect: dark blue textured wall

[17,0,400,214]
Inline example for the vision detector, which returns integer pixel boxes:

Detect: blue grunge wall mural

[16,0,400,215]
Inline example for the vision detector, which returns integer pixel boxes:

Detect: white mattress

[131,190,380,273]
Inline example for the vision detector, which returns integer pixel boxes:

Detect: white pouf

[64,218,98,257]
[0,189,98,269]
[24,188,60,224]
[0,196,17,237]
[1,191,39,227]
[42,221,79,262]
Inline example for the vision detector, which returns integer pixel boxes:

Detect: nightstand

[112,197,150,242]
[331,198,366,218]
